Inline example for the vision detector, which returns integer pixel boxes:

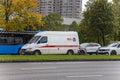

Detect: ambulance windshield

[28,36,41,43]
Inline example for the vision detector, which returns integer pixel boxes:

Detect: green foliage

[112,0,120,41]
[82,0,115,45]
[78,23,88,43]
[42,13,64,31]
[69,21,79,31]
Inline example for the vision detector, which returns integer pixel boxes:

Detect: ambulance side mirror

[37,41,41,44]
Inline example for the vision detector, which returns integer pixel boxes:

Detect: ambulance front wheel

[67,50,74,55]
[33,50,41,55]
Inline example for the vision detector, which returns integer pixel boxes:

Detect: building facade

[60,0,82,18]
[37,0,54,15]
[37,0,82,19]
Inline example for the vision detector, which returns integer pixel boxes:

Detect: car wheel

[67,50,74,55]
[110,50,117,55]
[89,53,92,55]
[33,50,41,55]
[96,52,98,55]
[79,50,85,55]
[19,49,25,55]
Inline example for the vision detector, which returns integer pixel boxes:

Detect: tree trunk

[97,35,100,43]
[102,33,105,46]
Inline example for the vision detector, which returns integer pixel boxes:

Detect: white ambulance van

[20,31,79,55]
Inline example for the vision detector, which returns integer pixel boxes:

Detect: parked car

[78,43,101,55]
[97,42,120,55]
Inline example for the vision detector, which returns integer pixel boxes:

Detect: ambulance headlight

[26,48,32,51]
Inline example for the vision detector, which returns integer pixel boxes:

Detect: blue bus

[0,31,38,54]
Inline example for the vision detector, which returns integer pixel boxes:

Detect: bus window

[0,38,7,44]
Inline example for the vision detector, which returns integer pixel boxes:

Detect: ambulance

[20,31,79,55]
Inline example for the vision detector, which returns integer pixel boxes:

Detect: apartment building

[61,0,82,18]
[37,0,82,19]
[36,0,54,15]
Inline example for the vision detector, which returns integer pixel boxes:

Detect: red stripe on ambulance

[40,45,79,48]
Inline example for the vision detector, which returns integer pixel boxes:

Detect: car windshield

[107,42,118,47]
[80,43,88,48]
[80,43,100,48]
[87,43,100,47]
[28,36,41,43]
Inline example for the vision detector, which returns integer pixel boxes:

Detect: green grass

[0,54,120,61]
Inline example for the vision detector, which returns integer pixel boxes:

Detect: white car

[79,43,101,55]
[97,42,120,55]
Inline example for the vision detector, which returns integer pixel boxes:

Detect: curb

[1,59,120,63]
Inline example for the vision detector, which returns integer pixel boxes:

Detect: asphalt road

[0,61,120,80]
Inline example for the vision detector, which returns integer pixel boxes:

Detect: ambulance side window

[38,36,47,44]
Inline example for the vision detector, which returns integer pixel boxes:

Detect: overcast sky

[82,0,88,11]
[82,0,112,11]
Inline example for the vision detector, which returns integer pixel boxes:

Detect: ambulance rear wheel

[67,50,74,55]
[33,50,41,55]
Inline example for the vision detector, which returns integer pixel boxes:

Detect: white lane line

[67,75,104,78]
[21,67,57,70]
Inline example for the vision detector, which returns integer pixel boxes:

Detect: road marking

[67,75,104,78]
[21,67,57,70]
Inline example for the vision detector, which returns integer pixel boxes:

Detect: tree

[0,0,43,31]
[82,0,115,45]
[69,21,79,31]
[42,13,64,31]
[0,0,14,30]
[7,12,43,31]
[78,22,89,43]
[112,0,120,40]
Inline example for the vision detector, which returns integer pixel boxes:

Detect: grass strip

[0,54,120,61]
